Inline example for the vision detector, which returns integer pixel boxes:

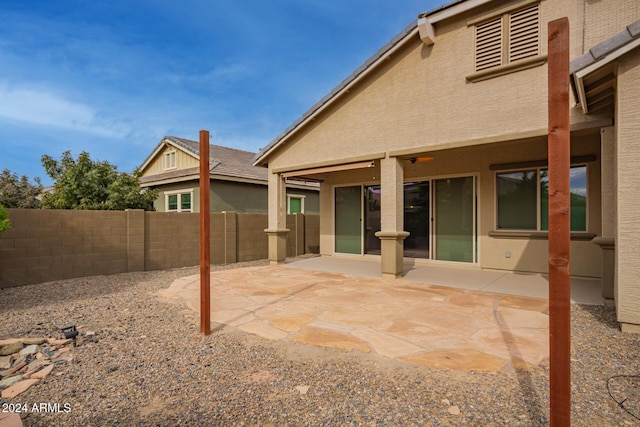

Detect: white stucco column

[592,126,616,300]
[265,170,289,265]
[375,155,409,278]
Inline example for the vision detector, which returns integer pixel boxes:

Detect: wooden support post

[199,130,211,335]
[548,18,571,426]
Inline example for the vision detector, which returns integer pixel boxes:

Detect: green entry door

[434,176,476,263]
[289,197,302,214]
[335,186,362,254]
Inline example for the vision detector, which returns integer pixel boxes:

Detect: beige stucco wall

[141,144,199,177]
[265,0,623,173]
[262,0,639,280]
[582,0,640,54]
[315,134,602,277]
[616,51,640,327]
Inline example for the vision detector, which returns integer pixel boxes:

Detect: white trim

[287,194,306,214]
[164,189,194,213]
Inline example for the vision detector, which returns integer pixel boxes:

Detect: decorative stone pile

[0,337,77,399]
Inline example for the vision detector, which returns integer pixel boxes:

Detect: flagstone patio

[159,264,556,372]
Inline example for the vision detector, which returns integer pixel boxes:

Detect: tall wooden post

[199,130,211,335]
[548,18,571,425]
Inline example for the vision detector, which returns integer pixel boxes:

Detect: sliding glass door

[335,186,362,254]
[334,177,477,263]
[434,176,475,263]
[404,182,430,259]
[364,185,381,255]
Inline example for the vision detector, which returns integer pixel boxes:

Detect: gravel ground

[1,258,639,426]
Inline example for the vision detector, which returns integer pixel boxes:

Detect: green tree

[0,205,9,232]
[41,151,157,211]
[0,169,43,208]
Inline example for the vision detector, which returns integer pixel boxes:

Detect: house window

[496,165,587,231]
[166,190,192,212]
[287,195,305,214]
[474,4,540,72]
[164,150,176,170]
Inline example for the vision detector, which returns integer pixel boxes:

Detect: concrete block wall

[236,214,269,262]
[0,209,320,288]
[286,214,304,257]
[0,209,129,288]
[144,212,199,270]
[304,215,320,254]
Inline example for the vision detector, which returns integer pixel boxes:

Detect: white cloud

[0,81,124,138]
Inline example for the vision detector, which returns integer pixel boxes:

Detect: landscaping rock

[22,337,47,345]
[18,344,39,357]
[0,360,26,377]
[448,405,461,415]
[0,375,23,389]
[0,412,23,427]
[1,378,40,398]
[295,385,310,395]
[24,359,50,372]
[0,355,11,370]
[30,364,54,380]
[0,342,23,356]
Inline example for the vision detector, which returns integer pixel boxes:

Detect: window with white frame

[287,195,305,214]
[496,165,587,231]
[165,190,192,212]
[164,150,176,170]
[474,3,540,72]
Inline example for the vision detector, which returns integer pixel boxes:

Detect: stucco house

[139,136,319,214]
[253,0,640,331]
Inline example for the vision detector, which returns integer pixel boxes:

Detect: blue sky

[0,0,443,185]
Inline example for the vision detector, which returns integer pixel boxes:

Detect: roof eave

[252,0,502,167]
[571,19,640,114]
[252,24,421,167]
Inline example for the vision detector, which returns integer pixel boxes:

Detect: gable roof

[140,136,268,185]
[252,0,497,167]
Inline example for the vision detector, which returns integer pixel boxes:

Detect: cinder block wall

[236,214,268,262]
[0,209,128,287]
[144,212,200,270]
[304,215,320,254]
[0,209,320,288]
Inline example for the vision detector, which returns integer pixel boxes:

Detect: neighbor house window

[287,195,305,214]
[496,165,587,231]
[166,190,192,212]
[164,150,176,170]
[474,4,540,72]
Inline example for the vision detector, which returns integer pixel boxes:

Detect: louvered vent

[509,4,540,62]
[475,17,503,71]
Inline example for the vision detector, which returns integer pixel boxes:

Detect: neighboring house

[139,136,319,214]
[253,0,640,331]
